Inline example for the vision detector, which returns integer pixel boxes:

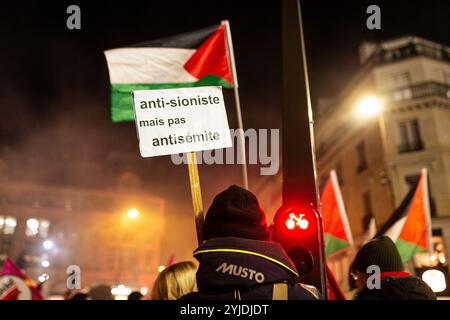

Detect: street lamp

[422,269,447,293]
[127,208,140,219]
[43,240,54,250]
[41,260,50,268]
[355,96,383,119]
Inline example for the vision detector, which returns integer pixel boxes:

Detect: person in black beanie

[180,185,319,300]
[350,236,436,300]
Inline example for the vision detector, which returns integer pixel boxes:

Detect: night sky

[0,1,449,259]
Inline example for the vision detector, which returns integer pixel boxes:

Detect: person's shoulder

[179,291,233,300]
[356,276,437,300]
[288,283,321,300]
[353,289,384,300]
[385,276,437,300]
[178,292,207,300]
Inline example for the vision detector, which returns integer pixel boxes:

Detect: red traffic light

[272,204,327,292]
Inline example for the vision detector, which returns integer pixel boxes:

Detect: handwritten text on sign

[132,86,232,157]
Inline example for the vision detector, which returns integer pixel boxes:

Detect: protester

[69,292,91,300]
[128,291,144,300]
[88,284,114,300]
[180,185,319,300]
[151,261,197,300]
[350,235,436,300]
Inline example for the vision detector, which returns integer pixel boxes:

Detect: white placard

[132,86,232,157]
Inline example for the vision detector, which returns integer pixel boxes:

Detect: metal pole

[282,0,327,298]
[222,20,249,190]
[187,152,205,245]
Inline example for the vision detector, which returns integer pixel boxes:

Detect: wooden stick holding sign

[132,87,232,247]
[186,152,204,244]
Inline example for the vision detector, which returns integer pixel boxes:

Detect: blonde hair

[151,261,197,300]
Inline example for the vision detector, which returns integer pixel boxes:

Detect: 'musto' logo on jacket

[215,262,265,283]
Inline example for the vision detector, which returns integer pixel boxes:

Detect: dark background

[0,0,449,259]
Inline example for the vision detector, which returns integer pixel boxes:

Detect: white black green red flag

[104,23,233,122]
[321,170,354,256]
[374,168,432,262]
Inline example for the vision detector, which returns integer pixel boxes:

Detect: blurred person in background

[350,236,436,300]
[128,291,143,300]
[69,292,91,300]
[151,261,197,300]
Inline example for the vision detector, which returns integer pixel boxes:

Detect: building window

[392,72,411,87]
[0,216,17,235]
[361,192,374,231]
[336,163,344,186]
[405,174,420,189]
[391,72,412,101]
[356,142,368,173]
[397,119,424,153]
[25,218,50,238]
[393,88,413,101]
[362,192,373,216]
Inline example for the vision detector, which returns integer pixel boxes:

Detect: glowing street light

[38,273,50,283]
[43,240,54,250]
[355,96,383,119]
[111,284,132,300]
[127,208,140,219]
[422,269,447,293]
[41,260,50,268]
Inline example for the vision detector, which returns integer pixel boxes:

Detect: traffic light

[272,204,327,297]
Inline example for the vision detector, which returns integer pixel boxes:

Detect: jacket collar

[380,271,411,280]
[193,237,299,292]
[194,237,298,277]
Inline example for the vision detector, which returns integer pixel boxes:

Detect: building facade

[0,180,165,297]
[315,36,450,293]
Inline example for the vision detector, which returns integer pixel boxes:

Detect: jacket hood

[193,237,299,293]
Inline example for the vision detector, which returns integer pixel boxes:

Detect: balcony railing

[385,81,450,102]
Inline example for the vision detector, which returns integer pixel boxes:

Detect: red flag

[321,170,354,256]
[184,23,233,86]
[0,258,43,300]
[165,254,175,267]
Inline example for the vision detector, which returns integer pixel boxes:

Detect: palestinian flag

[321,170,354,256]
[0,257,43,300]
[0,277,19,300]
[104,22,234,122]
[374,168,432,262]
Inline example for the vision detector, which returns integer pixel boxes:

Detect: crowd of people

[65,185,436,301]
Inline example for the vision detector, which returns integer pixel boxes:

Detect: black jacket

[354,275,436,300]
[180,237,320,300]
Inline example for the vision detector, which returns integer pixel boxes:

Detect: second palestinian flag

[375,168,432,262]
[104,23,233,122]
[321,170,354,256]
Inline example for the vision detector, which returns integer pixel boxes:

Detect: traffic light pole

[282,0,328,298]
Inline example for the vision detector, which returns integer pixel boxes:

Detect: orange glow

[127,208,140,219]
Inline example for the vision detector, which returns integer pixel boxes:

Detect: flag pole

[421,168,433,253]
[222,20,249,190]
[187,152,205,245]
